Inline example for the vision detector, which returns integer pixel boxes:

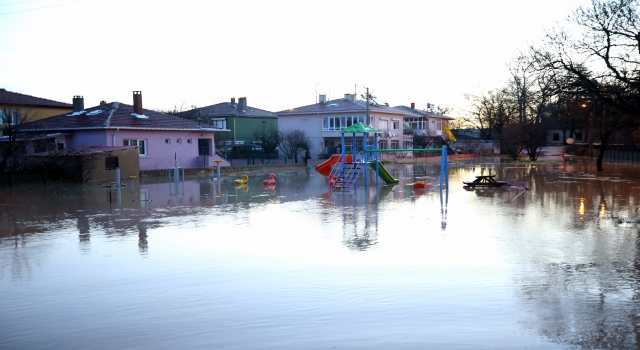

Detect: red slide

[315,154,352,176]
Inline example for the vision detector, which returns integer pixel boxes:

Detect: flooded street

[2,158,640,349]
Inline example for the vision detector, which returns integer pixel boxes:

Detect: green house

[178,97,277,154]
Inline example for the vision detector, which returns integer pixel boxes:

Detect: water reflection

[3,160,640,348]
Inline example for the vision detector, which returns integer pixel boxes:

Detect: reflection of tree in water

[517,256,640,349]
[138,223,148,254]
[504,163,640,349]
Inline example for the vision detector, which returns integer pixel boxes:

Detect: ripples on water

[2,159,640,349]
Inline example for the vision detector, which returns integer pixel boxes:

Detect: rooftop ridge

[103,102,119,127]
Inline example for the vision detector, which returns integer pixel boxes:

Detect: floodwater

[2,158,640,349]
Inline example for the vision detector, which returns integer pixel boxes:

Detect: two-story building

[393,103,455,139]
[178,97,277,152]
[0,88,72,135]
[278,94,455,159]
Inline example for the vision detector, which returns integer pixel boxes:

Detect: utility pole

[366,87,370,126]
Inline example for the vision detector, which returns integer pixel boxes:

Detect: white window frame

[211,118,226,129]
[1,110,20,125]
[323,115,365,131]
[123,139,148,156]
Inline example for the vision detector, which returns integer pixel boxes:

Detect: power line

[0,0,91,16]
[0,0,42,8]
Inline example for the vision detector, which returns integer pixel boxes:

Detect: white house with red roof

[21,92,228,171]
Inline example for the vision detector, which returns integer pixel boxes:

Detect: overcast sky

[0,0,588,116]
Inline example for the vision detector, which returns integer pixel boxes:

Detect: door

[198,139,211,156]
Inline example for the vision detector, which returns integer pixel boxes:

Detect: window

[405,118,428,131]
[165,138,171,144]
[123,139,147,156]
[575,132,582,140]
[343,140,363,154]
[57,143,65,150]
[322,116,365,131]
[552,133,560,141]
[0,110,20,125]
[392,120,400,130]
[391,140,399,149]
[403,140,412,149]
[378,139,388,150]
[379,119,389,129]
[211,118,226,129]
[177,138,182,144]
[187,139,192,144]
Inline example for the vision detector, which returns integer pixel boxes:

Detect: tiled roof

[394,105,454,120]
[29,145,136,156]
[0,88,72,108]
[21,102,219,132]
[277,97,424,117]
[195,102,276,118]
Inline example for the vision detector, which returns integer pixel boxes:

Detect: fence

[603,149,640,163]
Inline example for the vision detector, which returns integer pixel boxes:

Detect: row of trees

[463,0,640,171]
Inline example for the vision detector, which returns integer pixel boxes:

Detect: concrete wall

[140,163,306,179]
[87,147,140,183]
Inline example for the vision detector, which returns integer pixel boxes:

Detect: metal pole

[115,167,121,188]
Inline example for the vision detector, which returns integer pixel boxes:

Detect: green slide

[368,161,399,184]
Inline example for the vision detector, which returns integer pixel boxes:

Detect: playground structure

[234,174,248,186]
[314,122,449,191]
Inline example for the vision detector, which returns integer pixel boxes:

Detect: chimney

[238,97,247,111]
[133,91,143,115]
[72,95,84,112]
[344,93,355,100]
[231,97,236,105]
[411,102,415,109]
[319,94,326,103]
[100,100,107,105]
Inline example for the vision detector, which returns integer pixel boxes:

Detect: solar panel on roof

[371,97,386,106]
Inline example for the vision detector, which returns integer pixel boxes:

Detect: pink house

[21,92,228,170]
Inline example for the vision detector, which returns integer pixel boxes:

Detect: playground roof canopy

[339,122,380,134]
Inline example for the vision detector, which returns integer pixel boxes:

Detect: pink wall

[72,129,220,171]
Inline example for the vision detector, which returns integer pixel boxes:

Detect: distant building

[0,88,72,135]
[278,94,454,159]
[393,103,455,139]
[178,97,277,150]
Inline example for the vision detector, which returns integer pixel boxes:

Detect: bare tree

[278,129,310,163]
[533,0,640,170]
[253,124,279,160]
[0,102,39,174]
[464,88,517,140]
[153,103,199,118]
